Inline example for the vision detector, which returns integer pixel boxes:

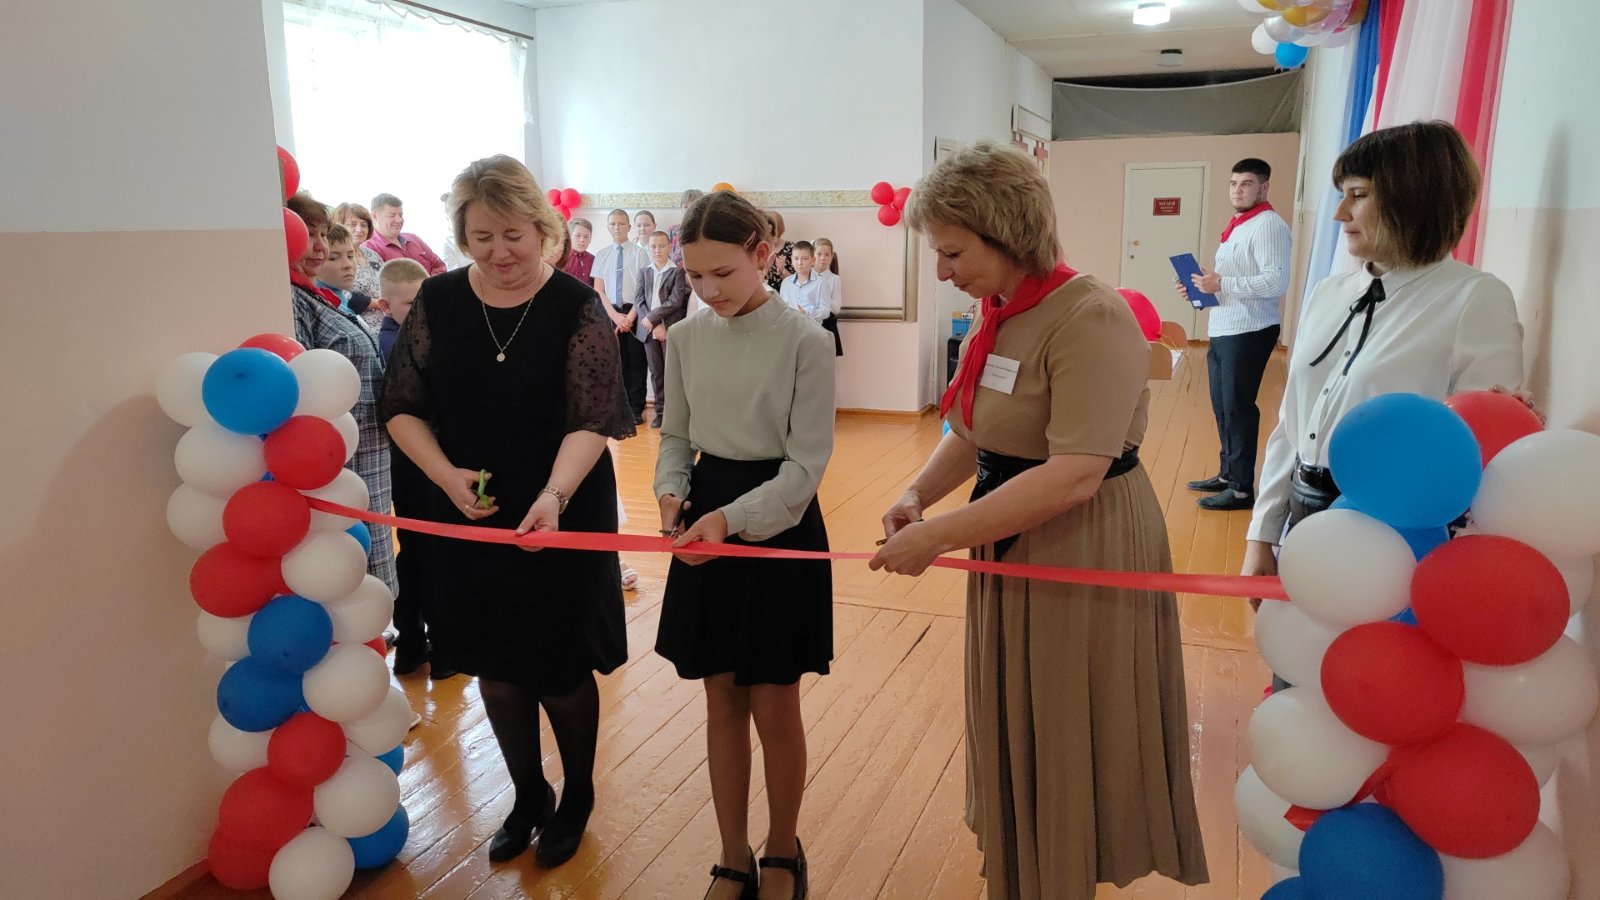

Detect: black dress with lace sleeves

[566,295,637,440]
[378,282,434,424]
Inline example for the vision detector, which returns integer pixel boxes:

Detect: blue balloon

[1300,804,1443,900]
[377,743,405,775]
[1327,393,1482,530]
[1328,495,1451,560]
[1391,607,1419,626]
[1263,876,1313,899]
[248,595,333,673]
[347,523,373,555]
[216,657,305,732]
[201,347,299,436]
[1275,42,1309,68]
[349,804,410,869]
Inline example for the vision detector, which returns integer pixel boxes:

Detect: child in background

[318,224,375,324]
[778,241,828,324]
[377,258,427,364]
[811,238,844,357]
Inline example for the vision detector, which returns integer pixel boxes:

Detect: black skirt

[655,455,833,686]
[821,313,844,357]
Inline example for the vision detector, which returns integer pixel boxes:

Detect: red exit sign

[1153,197,1182,216]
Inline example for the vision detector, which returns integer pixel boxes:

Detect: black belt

[972,447,1141,560]
[1287,458,1341,531]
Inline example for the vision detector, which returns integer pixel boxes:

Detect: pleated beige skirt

[964,464,1208,900]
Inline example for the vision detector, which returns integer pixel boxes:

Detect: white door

[1120,163,1209,335]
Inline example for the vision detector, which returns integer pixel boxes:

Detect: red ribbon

[308,499,1288,601]
[940,263,1078,430]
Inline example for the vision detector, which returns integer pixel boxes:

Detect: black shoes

[429,654,460,680]
[650,416,663,429]
[535,786,594,868]
[1187,474,1230,493]
[488,783,556,863]
[758,839,809,900]
[392,642,427,676]
[703,848,759,900]
[1198,488,1255,511]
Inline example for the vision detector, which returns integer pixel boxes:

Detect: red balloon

[365,636,388,655]
[207,828,274,890]
[870,181,895,206]
[268,712,346,789]
[1412,534,1568,665]
[223,482,312,558]
[892,186,911,210]
[284,208,309,266]
[560,188,581,208]
[1116,287,1163,341]
[263,416,346,490]
[276,146,300,201]
[1445,390,1543,466]
[877,205,902,227]
[547,188,562,206]
[190,543,286,617]
[1385,723,1539,859]
[559,204,574,221]
[240,333,305,362]
[1321,622,1463,745]
[216,768,314,852]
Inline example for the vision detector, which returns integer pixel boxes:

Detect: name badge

[978,355,1021,395]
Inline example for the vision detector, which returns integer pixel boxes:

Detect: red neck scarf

[290,268,342,309]
[941,263,1077,429]
[1220,201,1274,244]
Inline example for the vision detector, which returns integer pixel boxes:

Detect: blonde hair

[379,258,428,292]
[813,237,839,274]
[766,211,786,242]
[905,139,1060,275]
[446,154,563,258]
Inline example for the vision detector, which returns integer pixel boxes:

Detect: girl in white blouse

[1243,121,1525,600]
[812,238,844,356]
[654,191,837,900]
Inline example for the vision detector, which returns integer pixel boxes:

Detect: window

[283,0,530,254]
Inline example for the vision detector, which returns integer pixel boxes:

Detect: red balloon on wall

[1445,390,1543,466]
[240,333,305,362]
[1384,723,1540,859]
[208,828,274,890]
[276,146,300,201]
[268,712,347,789]
[877,205,902,227]
[559,204,573,221]
[1412,534,1569,665]
[264,415,347,490]
[870,181,895,205]
[190,543,287,617]
[1116,288,1163,341]
[223,482,312,558]
[1321,621,1464,746]
[560,188,581,209]
[547,188,562,206]
[892,186,911,210]
[284,208,310,266]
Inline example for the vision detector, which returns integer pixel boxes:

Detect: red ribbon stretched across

[308,499,1288,601]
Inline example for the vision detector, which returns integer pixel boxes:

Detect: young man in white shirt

[1179,158,1293,511]
[593,208,652,424]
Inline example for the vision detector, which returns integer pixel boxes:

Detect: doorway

[1120,162,1209,336]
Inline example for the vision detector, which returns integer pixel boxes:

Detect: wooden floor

[166,345,1282,900]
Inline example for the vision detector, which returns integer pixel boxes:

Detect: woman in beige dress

[869,140,1207,900]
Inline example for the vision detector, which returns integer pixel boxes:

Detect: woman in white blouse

[1243,120,1524,600]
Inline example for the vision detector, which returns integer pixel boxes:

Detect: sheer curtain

[283,0,529,256]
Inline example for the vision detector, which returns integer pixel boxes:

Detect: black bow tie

[1309,277,1386,376]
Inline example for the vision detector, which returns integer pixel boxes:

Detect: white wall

[0,2,287,897]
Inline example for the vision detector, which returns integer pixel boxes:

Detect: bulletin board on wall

[578,190,918,322]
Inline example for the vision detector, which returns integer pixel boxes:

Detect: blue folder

[1169,253,1219,309]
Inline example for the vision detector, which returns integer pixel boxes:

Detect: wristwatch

[540,486,570,514]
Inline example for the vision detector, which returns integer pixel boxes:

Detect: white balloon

[325,575,395,644]
[173,423,267,497]
[304,643,390,723]
[343,686,413,756]
[1461,637,1600,746]
[332,412,359,462]
[1295,28,1333,47]
[167,484,228,550]
[1254,600,1343,690]
[1441,823,1569,900]
[1517,742,1562,787]
[1250,23,1278,54]
[268,825,356,900]
[196,611,253,661]
[208,715,271,772]
[1263,16,1305,43]
[306,467,370,532]
[155,352,218,427]
[313,755,401,838]
[1322,26,1358,49]
[1474,430,1600,560]
[1555,555,1597,615]
[1248,687,1387,810]
[1279,510,1415,629]
[1235,766,1305,869]
[284,531,369,603]
[291,348,362,420]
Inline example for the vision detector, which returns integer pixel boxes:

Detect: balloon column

[546,187,582,222]
[1240,390,1599,899]
[1239,0,1369,66]
[161,335,412,899]
[870,181,910,227]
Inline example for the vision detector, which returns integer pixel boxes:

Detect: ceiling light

[1133,1,1170,26]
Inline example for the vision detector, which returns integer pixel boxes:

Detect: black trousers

[644,336,667,422]
[389,447,433,653]
[1206,324,1280,493]
[617,330,647,418]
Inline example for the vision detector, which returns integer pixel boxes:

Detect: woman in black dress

[381,155,633,868]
